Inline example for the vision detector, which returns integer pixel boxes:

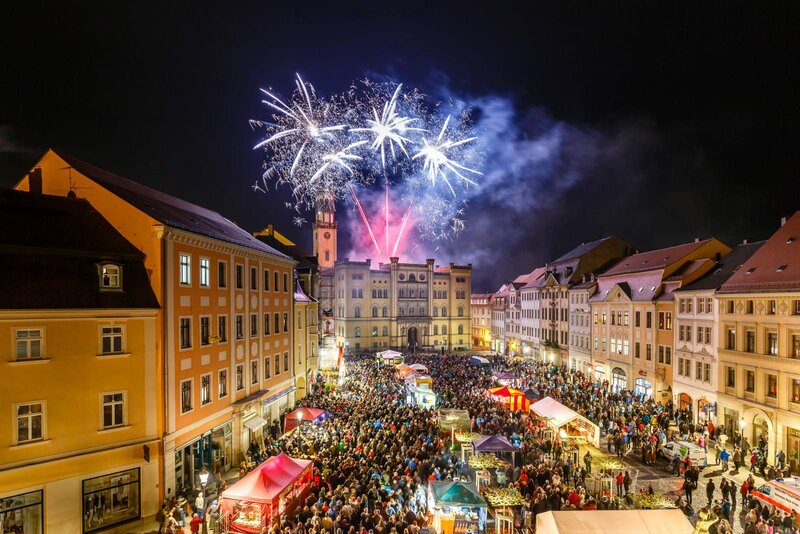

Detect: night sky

[2,2,798,291]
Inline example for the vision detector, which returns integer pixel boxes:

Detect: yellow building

[0,189,160,533]
[471,293,493,349]
[15,150,297,501]
[590,238,730,400]
[716,212,800,468]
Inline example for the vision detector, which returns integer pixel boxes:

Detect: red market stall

[487,386,531,411]
[220,453,313,533]
[283,407,328,433]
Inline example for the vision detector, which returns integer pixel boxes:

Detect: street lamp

[295,412,304,448]
[739,418,746,430]
[199,467,209,487]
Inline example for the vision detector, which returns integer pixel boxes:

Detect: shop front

[594,364,606,383]
[697,398,717,424]
[634,377,653,398]
[82,468,141,533]
[175,420,234,491]
[0,489,43,534]
[786,427,800,474]
[723,407,739,440]
[611,367,627,392]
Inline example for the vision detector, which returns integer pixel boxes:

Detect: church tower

[313,200,337,270]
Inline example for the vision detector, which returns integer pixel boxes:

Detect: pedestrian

[616,472,624,496]
[684,479,694,505]
[584,451,592,474]
[707,478,715,505]
[189,513,202,534]
[740,480,749,507]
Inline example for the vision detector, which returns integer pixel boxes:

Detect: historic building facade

[333,258,472,352]
[568,276,598,373]
[471,293,493,349]
[15,150,297,499]
[0,189,161,533]
[716,212,800,468]
[590,238,731,399]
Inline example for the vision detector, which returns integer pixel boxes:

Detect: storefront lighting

[739,418,746,430]
[199,467,209,486]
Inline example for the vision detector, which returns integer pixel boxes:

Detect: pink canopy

[222,453,313,504]
[284,407,327,433]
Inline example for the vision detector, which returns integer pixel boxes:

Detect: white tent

[535,510,692,534]
[530,396,600,447]
[378,350,403,359]
[409,363,428,373]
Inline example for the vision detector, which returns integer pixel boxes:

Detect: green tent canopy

[429,481,488,508]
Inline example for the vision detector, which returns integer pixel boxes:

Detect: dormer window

[99,263,122,290]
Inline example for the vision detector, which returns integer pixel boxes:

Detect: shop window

[82,468,140,533]
[0,490,43,534]
[15,328,43,360]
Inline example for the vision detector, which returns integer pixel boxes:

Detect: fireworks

[252,74,484,254]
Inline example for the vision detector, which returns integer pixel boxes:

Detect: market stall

[428,481,488,534]
[534,509,693,534]
[409,363,429,373]
[407,385,437,408]
[378,349,403,365]
[492,372,517,387]
[439,409,472,433]
[468,356,491,369]
[283,407,328,434]
[487,386,530,412]
[220,454,313,533]
[472,434,517,470]
[529,396,600,447]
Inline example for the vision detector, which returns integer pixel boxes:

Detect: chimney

[694,237,699,243]
[781,216,787,227]
[742,239,748,245]
[28,168,42,194]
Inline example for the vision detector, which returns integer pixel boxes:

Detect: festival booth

[409,363,429,373]
[428,481,488,534]
[407,385,437,408]
[472,434,517,472]
[439,409,472,433]
[487,386,531,412]
[220,454,313,533]
[529,396,600,447]
[396,364,417,378]
[534,510,693,534]
[283,407,328,434]
[378,349,404,366]
[492,372,517,387]
[468,356,491,369]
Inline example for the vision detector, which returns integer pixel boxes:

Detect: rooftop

[677,241,765,292]
[602,239,714,276]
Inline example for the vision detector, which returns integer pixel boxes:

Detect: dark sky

[2,2,798,291]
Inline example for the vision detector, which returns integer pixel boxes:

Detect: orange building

[15,150,297,498]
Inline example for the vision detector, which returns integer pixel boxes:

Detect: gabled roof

[720,212,800,293]
[0,189,159,310]
[520,266,547,289]
[552,236,619,263]
[602,239,715,277]
[677,242,765,292]
[50,150,290,260]
[294,279,316,303]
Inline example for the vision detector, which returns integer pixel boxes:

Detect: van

[751,477,800,514]
[659,441,708,467]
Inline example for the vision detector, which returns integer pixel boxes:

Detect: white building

[568,275,597,373]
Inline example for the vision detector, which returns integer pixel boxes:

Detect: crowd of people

[156,352,799,534]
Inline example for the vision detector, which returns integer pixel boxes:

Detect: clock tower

[313,202,337,270]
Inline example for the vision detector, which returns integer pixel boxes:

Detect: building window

[264,356,271,379]
[15,328,43,360]
[274,354,280,375]
[250,266,258,290]
[434,325,439,335]
[262,314,270,335]
[197,374,210,405]
[442,306,448,317]
[179,254,191,285]
[218,260,227,288]
[794,299,800,315]
[434,307,439,317]
[82,468,141,532]
[372,306,378,318]
[264,269,270,291]
[235,315,243,339]
[792,379,800,404]
[727,328,736,351]
[99,263,122,290]
[250,314,258,337]
[458,306,464,317]
[16,402,44,443]
[101,392,125,428]
[354,306,361,318]
[635,342,640,358]
[442,325,448,335]
[1,490,43,534]
[273,271,279,292]
[200,258,210,287]
[766,374,778,398]
[745,370,755,393]
[251,360,258,384]
[658,312,672,330]
[458,324,464,335]
[382,326,388,336]
[200,317,210,345]
[372,326,378,337]
[726,366,735,388]
[703,363,710,382]
[745,330,756,353]
[180,318,192,349]
[284,351,289,372]
[180,380,193,413]
[218,369,228,398]
[282,273,288,292]
[354,327,361,338]
[236,364,244,390]
[646,343,652,361]
[792,335,800,359]
[235,264,243,289]
[746,300,754,314]
[646,312,652,328]
[767,332,778,356]
[217,315,227,343]
[283,312,288,332]
[274,313,280,334]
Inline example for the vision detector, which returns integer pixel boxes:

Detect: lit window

[218,369,228,398]
[15,329,42,360]
[102,392,125,428]
[179,254,191,285]
[284,352,289,372]
[236,364,244,390]
[251,360,258,384]
[180,380,193,413]
[16,402,44,443]
[99,263,122,289]
[200,317,210,345]
[200,258,210,287]
[180,318,192,348]
[101,326,124,354]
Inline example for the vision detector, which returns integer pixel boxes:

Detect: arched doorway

[742,407,775,465]
[407,327,418,352]
[679,393,692,413]
[611,368,627,392]
[634,378,652,397]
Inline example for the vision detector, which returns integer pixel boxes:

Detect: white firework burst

[412,115,482,196]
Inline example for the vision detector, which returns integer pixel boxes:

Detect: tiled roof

[602,239,714,276]
[552,236,618,263]
[0,189,159,310]
[53,150,290,260]
[720,212,800,293]
[520,267,547,289]
[677,242,765,292]
[294,279,316,303]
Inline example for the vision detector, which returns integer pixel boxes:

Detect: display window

[0,490,43,534]
[82,468,140,533]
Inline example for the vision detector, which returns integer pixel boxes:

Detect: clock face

[323,232,331,239]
